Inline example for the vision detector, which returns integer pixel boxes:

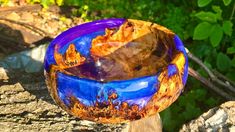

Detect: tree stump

[180,101,235,132]
[0,68,162,132]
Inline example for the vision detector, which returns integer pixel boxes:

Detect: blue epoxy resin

[44,18,188,123]
[57,72,158,108]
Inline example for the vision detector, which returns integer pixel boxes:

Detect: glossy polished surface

[44,18,188,123]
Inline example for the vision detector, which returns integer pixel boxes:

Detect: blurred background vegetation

[0,0,234,131]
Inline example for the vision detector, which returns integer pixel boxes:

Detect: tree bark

[180,101,235,132]
[0,68,162,132]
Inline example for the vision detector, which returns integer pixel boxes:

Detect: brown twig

[188,67,235,100]
[187,49,235,93]
[213,70,235,87]
[0,4,42,16]
[187,50,215,79]
[0,17,54,38]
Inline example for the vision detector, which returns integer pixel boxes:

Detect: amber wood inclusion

[44,19,188,123]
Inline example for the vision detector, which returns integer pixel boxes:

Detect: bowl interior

[45,19,179,82]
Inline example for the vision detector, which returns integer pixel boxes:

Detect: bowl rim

[44,18,189,123]
[44,18,188,85]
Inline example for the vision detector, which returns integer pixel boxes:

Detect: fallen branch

[0,4,42,16]
[213,70,235,87]
[0,17,54,38]
[186,48,235,100]
[188,67,235,100]
[186,49,235,94]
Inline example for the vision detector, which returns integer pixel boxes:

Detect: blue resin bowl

[44,18,188,123]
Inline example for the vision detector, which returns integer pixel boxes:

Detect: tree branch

[0,4,42,13]
[185,48,235,100]
[188,67,235,100]
[0,17,54,38]
[213,69,235,87]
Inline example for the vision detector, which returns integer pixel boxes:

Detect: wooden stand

[123,114,162,132]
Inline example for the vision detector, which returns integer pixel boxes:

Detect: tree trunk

[0,68,162,132]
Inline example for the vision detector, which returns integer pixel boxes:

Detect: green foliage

[160,5,190,39]
[216,52,231,71]
[223,20,233,36]
[195,11,217,22]
[56,0,63,6]
[0,0,10,5]
[27,0,55,8]
[160,83,222,131]
[223,0,232,6]
[193,3,233,47]
[192,0,235,78]
[198,0,212,7]
[193,22,213,40]
[210,24,223,47]
[232,57,235,67]
[227,47,235,54]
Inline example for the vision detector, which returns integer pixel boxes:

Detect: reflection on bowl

[44,18,188,123]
